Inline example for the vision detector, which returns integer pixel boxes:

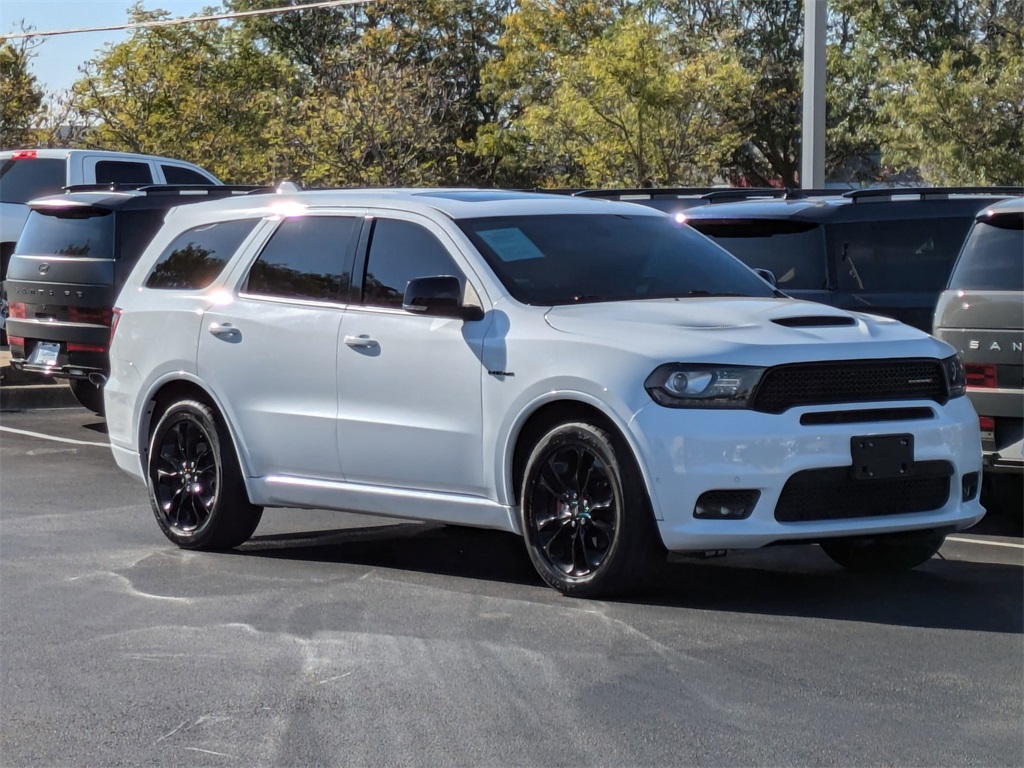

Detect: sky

[2,0,213,94]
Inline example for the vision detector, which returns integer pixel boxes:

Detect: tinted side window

[14,209,114,258]
[949,214,1024,291]
[830,218,972,292]
[245,216,358,302]
[95,161,153,185]
[146,219,258,290]
[689,220,826,290]
[0,158,66,203]
[162,165,214,185]
[362,219,460,308]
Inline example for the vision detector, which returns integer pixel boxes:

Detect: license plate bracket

[27,341,60,368]
[850,433,914,480]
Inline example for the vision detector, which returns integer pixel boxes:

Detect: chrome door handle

[209,322,240,338]
[344,335,377,348]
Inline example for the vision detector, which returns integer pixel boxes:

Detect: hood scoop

[772,315,856,328]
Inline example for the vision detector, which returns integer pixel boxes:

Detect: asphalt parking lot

[1,405,1022,767]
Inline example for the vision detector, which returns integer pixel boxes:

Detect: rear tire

[820,529,946,572]
[147,399,262,550]
[70,379,105,416]
[519,421,663,598]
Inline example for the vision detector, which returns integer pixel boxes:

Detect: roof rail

[702,187,837,204]
[62,183,272,195]
[572,187,722,198]
[844,186,1024,202]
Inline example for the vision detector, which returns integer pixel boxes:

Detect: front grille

[752,359,948,414]
[775,460,953,522]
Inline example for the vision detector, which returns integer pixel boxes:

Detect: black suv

[678,187,1022,331]
[5,184,266,413]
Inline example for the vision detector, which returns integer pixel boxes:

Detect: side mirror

[403,275,484,321]
[753,268,778,288]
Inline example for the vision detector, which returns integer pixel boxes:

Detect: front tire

[147,399,262,550]
[820,529,946,572]
[70,379,105,416]
[519,421,662,598]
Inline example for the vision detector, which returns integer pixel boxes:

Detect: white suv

[106,189,984,597]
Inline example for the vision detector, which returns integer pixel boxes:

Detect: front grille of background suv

[751,359,948,414]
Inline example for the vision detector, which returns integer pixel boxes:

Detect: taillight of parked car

[965,363,997,388]
[109,307,122,348]
[68,306,113,325]
[8,302,26,319]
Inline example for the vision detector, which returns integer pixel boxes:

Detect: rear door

[197,212,362,481]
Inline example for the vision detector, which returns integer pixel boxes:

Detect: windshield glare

[457,214,776,305]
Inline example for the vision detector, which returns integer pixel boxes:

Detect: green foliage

[53,0,1024,189]
[877,44,1024,185]
[70,3,296,183]
[0,36,45,148]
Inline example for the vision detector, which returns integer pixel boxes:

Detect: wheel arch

[503,394,659,520]
[139,375,258,502]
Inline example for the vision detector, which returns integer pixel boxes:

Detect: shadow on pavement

[239,522,1022,634]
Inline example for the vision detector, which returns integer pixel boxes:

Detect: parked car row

[1,148,1019,594]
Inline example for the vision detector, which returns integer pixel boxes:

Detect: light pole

[801,0,827,188]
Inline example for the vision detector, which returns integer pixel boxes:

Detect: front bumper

[630,397,985,552]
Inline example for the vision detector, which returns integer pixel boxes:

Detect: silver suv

[106,188,983,597]
[933,197,1023,526]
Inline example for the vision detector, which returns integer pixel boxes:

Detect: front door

[335,214,489,496]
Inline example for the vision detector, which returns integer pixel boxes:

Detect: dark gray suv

[681,187,1022,332]
[933,197,1023,525]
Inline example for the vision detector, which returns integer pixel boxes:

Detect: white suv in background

[105,189,984,597]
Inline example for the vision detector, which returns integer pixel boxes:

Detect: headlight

[645,364,766,409]
[942,354,967,399]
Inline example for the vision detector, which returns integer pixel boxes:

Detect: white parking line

[947,536,1024,550]
[0,425,108,447]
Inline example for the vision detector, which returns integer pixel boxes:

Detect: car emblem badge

[38,263,50,274]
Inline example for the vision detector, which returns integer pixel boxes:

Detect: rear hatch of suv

[5,198,165,380]
[933,200,1024,479]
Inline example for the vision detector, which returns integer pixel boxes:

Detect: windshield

[948,213,1024,291]
[0,158,66,204]
[456,214,776,305]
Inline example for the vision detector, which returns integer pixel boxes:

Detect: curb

[0,383,80,411]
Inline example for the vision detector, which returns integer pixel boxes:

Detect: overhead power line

[2,0,377,40]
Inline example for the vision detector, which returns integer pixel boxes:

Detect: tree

[480,1,754,187]
[0,35,45,148]
[69,3,297,183]
[229,0,511,185]
[858,0,1024,184]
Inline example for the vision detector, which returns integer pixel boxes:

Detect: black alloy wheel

[520,421,662,597]
[153,416,219,536]
[147,399,262,549]
[528,443,617,578]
